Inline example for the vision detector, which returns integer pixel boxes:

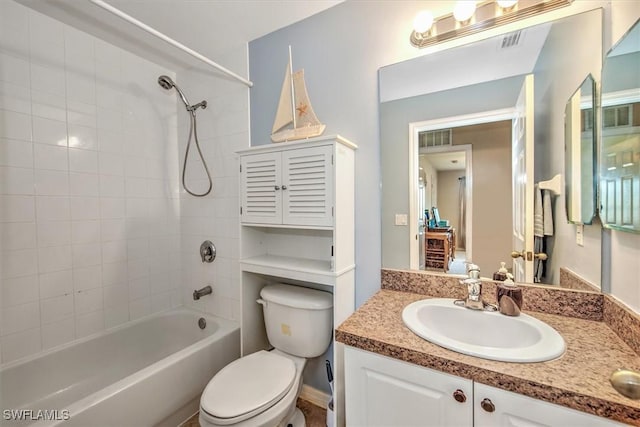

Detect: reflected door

[512,74,535,283]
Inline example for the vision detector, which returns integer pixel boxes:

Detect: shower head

[158,75,191,108]
[158,75,174,90]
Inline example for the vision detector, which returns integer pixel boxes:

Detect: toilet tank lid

[260,284,333,310]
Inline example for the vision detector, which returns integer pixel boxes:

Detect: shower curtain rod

[88,0,253,88]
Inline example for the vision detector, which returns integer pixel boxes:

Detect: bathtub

[0,308,240,427]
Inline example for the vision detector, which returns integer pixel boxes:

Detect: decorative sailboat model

[271,47,326,143]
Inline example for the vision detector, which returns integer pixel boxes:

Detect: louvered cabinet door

[281,145,334,227]
[240,152,282,224]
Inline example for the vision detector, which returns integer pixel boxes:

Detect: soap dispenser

[493,262,509,281]
[496,273,523,316]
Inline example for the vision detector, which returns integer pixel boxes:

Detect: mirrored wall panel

[600,19,640,233]
[565,75,596,224]
[379,10,603,289]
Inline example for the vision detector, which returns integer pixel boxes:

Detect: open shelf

[241,254,335,285]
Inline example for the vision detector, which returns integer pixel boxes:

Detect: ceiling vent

[419,129,452,148]
[500,30,523,49]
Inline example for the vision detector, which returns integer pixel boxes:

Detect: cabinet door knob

[452,389,466,403]
[480,398,495,412]
[274,185,280,190]
[281,185,287,190]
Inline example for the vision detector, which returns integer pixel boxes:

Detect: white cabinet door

[345,347,472,427]
[474,383,625,427]
[282,145,334,227]
[240,152,282,224]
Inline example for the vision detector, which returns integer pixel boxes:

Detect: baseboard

[300,384,331,408]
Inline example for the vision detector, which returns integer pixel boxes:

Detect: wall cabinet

[345,347,624,427]
[240,144,334,227]
[238,135,356,427]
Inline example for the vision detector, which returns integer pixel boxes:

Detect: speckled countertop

[336,289,640,426]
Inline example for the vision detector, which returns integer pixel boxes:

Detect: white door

[512,75,535,283]
[240,152,282,225]
[282,145,334,227]
[345,347,472,427]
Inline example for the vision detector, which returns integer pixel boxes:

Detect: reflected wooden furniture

[425,228,454,271]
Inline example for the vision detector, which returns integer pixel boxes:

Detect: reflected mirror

[565,75,597,224]
[380,10,603,289]
[600,19,640,233]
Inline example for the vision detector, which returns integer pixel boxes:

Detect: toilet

[199,284,333,427]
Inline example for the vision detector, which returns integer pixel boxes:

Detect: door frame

[408,108,516,270]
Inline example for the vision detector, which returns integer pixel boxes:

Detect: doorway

[420,148,470,274]
[409,109,515,273]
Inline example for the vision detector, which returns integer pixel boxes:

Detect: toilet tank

[259,284,333,358]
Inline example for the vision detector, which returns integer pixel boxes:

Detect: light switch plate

[576,224,584,246]
[395,214,408,226]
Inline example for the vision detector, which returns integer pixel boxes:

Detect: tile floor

[182,398,327,427]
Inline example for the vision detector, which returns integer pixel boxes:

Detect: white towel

[534,185,544,237]
[543,189,554,236]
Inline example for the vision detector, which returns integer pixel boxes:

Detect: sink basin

[402,298,565,363]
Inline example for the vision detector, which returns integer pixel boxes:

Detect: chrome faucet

[193,285,212,301]
[457,264,495,311]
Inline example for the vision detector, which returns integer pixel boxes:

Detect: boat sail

[271,47,326,143]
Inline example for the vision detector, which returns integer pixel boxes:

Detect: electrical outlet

[576,224,584,246]
[395,214,408,226]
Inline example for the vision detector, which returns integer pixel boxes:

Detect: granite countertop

[336,289,640,426]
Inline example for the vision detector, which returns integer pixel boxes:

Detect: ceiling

[379,21,551,103]
[421,151,466,172]
[16,0,342,72]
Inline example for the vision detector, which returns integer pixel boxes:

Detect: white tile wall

[0,1,182,364]
[176,47,249,322]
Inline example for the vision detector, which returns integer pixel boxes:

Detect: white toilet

[199,284,333,427]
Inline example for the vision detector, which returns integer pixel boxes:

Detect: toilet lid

[201,350,296,421]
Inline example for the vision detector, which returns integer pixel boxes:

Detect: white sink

[402,298,565,363]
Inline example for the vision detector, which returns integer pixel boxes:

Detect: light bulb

[497,0,518,8]
[453,1,476,23]
[413,10,434,34]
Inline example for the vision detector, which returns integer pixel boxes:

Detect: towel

[534,185,544,237]
[543,189,554,236]
[534,236,545,283]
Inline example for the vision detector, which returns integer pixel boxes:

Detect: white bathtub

[0,308,240,427]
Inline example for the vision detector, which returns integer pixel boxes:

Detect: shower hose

[182,109,213,197]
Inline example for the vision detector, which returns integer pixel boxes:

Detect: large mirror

[600,19,640,233]
[565,75,597,225]
[380,10,603,289]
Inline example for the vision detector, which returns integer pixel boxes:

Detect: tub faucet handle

[200,240,216,263]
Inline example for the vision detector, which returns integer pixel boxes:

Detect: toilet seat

[200,350,296,425]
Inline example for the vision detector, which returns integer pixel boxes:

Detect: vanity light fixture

[453,1,477,24]
[410,0,573,49]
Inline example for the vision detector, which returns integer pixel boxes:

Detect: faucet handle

[466,263,480,279]
[461,278,482,297]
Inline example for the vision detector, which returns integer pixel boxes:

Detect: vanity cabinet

[238,135,356,427]
[474,382,625,427]
[345,347,624,427]
[345,346,472,427]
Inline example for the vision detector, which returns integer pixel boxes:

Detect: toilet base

[283,408,305,427]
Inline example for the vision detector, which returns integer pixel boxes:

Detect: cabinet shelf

[241,254,348,285]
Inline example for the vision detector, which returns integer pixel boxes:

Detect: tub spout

[193,285,212,300]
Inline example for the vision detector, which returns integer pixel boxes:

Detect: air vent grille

[419,129,452,148]
[501,31,522,49]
